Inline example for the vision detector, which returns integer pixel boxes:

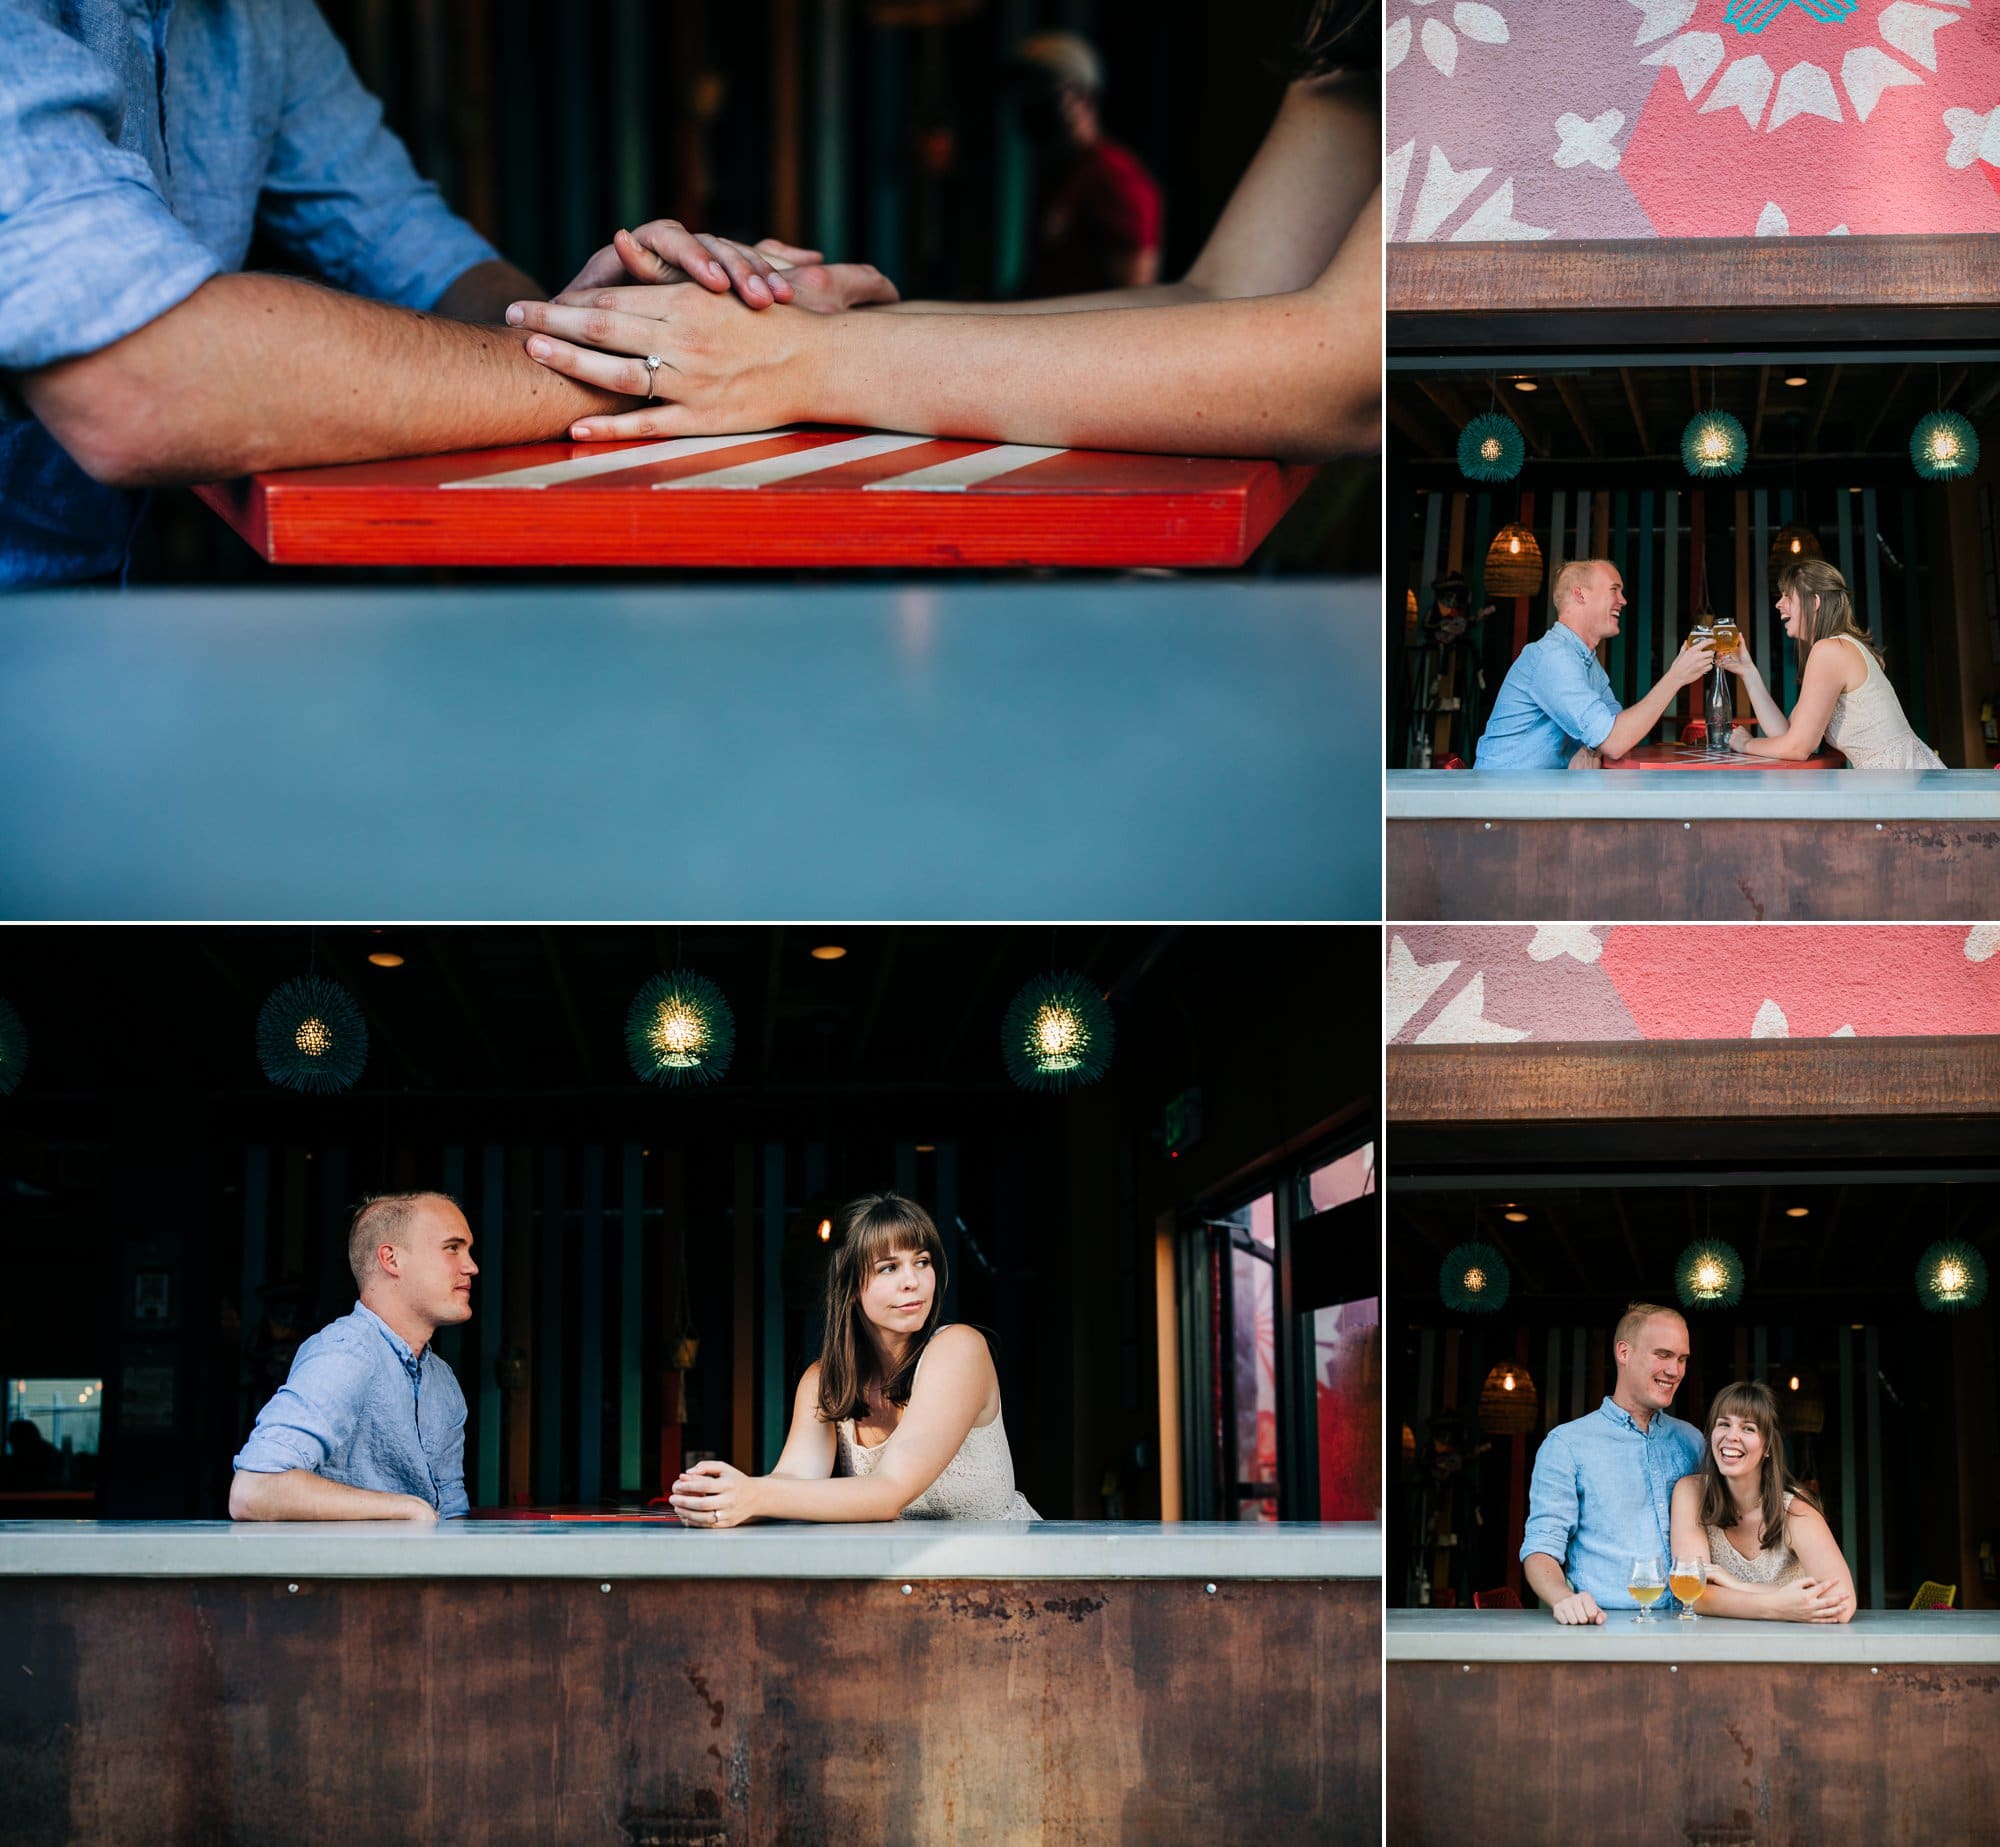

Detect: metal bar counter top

[3,1522,1380,1843]
[1388,1609,2000,1844]
[1388,769,2000,920]
[1388,1606,2000,1663]
[0,580,1374,922]
[0,1516,1378,1579]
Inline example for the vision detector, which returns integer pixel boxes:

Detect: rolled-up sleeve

[1520,1430,1578,1567]
[256,0,499,310]
[233,1340,364,1475]
[1539,645,1622,753]
[0,7,221,372]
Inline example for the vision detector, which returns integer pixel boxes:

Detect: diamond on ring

[641,354,664,399]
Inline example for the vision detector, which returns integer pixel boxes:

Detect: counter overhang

[0,1518,1381,1581]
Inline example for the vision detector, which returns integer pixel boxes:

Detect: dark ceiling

[1388,360,2000,470]
[1391,1179,2000,1308]
[0,925,1358,1105]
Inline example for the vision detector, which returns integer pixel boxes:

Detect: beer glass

[1671,1555,1708,1622]
[1711,616,1741,659]
[1628,1554,1666,1624]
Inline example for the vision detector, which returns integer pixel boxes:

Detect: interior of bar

[1388,356,2000,772]
[1389,1174,2000,1615]
[0,925,1381,1838]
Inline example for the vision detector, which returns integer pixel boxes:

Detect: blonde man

[1475,559,1714,769]
[229,1192,476,1522]
[1520,1303,1704,1623]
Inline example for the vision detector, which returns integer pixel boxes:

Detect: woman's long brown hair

[1775,556,1883,680]
[1696,1380,1822,1555]
[813,1193,949,1424]
[1276,1,1379,79]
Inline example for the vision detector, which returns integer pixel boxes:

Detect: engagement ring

[641,354,664,397]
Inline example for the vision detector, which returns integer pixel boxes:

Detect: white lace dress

[1706,1491,1802,1586]
[834,1331,1041,1520]
[1822,634,1946,769]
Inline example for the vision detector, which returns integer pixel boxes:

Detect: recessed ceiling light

[1513,380,1538,393]
[1504,1210,1529,1223]
[367,952,404,968]
[1785,1206,1810,1218]
[810,945,846,961]
[1784,376,1808,387]
[915,1143,936,1153]
[818,1218,832,1242]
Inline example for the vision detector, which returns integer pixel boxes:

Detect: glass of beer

[1671,1555,1708,1622]
[1684,621,1715,655]
[1711,616,1741,660]
[1629,1554,1666,1624]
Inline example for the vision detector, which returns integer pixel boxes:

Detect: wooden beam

[1387,393,1447,454]
[1393,232,2000,313]
[538,927,600,1087]
[1415,378,1477,428]
[1495,386,1549,458]
[1389,1036,2000,1124]
[1618,368,1651,455]
[846,925,901,1078]
[1750,363,1770,451]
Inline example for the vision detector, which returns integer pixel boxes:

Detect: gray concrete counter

[0,1516,1378,1581]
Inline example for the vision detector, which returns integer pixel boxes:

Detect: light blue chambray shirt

[1474,622,1624,770]
[1520,1397,1704,1611]
[0,0,499,586]
[233,1301,469,1516]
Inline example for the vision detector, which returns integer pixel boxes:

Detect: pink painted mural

[1385,1,2000,241]
[1386,924,2000,1043]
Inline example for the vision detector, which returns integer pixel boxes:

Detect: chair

[1472,1587,1522,1610]
[1910,1581,1958,1609]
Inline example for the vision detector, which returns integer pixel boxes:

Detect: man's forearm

[21,271,627,488]
[229,1468,431,1522]
[1601,675,1685,760]
[431,258,548,324]
[1522,1552,1573,1606]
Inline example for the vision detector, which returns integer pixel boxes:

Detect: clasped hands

[507,218,900,439]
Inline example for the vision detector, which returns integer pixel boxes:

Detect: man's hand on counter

[1549,1590,1607,1625]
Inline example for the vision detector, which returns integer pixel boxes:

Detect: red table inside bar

[194,427,1316,569]
[1602,742,1848,771]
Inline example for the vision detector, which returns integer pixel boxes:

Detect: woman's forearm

[879,281,1207,317]
[813,283,1374,462]
[1690,1577,1785,1620]
[752,1472,907,1522]
[1743,669,1788,735]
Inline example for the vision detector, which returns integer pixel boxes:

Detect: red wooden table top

[194,427,1315,569]
[1602,742,1848,771]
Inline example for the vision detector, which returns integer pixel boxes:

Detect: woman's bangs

[849,1204,942,1268]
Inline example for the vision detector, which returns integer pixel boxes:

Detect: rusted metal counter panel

[1385,771,2000,920]
[1387,1615,2000,1844]
[1388,817,2000,920]
[1389,1657,1999,1846]
[1,1574,1379,1845]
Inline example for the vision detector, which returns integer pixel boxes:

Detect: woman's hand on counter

[669,1460,762,1528]
[1767,1576,1851,1622]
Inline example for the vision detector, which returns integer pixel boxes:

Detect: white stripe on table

[863,443,1067,491]
[443,430,800,489]
[657,432,933,489]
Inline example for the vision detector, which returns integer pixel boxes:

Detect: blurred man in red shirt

[1014,32,1163,297]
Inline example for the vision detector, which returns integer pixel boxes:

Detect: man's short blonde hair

[1552,558,1610,612]
[1614,1301,1685,1354]
[347,1191,456,1287]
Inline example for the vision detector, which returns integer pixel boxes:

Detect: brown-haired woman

[1667,1381,1855,1622]
[667,1193,1039,1527]
[1721,557,1945,767]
